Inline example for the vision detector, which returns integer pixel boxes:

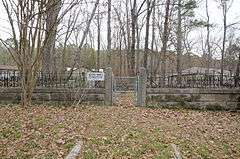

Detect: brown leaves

[0,104,240,158]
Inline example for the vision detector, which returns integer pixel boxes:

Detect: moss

[16,150,31,159]
[43,152,57,159]
[127,128,146,140]
[84,149,96,159]
[64,139,76,151]
[147,95,164,102]
[237,144,240,152]
[25,140,39,149]
[165,95,190,103]
[222,143,230,155]
[146,104,161,109]
[205,103,224,111]
[190,94,201,102]
[237,102,240,110]
[33,116,46,128]
[178,100,187,107]
[197,145,210,159]
[165,95,176,101]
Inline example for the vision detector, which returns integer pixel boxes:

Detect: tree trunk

[42,0,61,74]
[74,0,99,70]
[235,50,240,87]
[130,0,137,75]
[119,29,123,76]
[97,5,101,69]
[143,0,152,71]
[221,1,227,86]
[126,0,131,74]
[161,0,171,85]
[136,20,140,73]
[21,68,35,107]
[206,0,211,74]
[107,0,112,66]
[176,0,182,84]
[150,0,156,77]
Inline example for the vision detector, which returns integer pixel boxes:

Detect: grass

[237,144,240,152]
[197,145,211,159]
[0,104,240,158]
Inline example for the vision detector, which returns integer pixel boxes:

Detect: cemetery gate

[104,67,146,106]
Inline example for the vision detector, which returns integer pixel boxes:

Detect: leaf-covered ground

[1,100,240,158]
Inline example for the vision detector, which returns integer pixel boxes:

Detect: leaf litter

[0,99,240,159]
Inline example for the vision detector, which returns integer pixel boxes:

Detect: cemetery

[1,0,240,158]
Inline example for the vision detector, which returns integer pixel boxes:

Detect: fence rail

[147,74,240,88]
[0,71,104,88]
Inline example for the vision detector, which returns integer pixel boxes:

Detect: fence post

[105,67,113,106]
[136,67,147,106]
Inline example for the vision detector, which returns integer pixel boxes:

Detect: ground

[0,96,240,159]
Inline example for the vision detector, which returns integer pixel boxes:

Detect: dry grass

[0,103,240,159]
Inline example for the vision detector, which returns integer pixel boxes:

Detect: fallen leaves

[0,103,239,158]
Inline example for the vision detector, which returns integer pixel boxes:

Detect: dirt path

[114,92,135,107]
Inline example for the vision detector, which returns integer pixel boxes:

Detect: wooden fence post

[105,67,113,106]
[136,67,147,106]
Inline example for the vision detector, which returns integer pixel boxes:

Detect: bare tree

[1,0,51,106]
[176,0,183,82]
[160,0,171,84]
[150,0,156,76]
[205,0,211,73]
[143,0,155,71]
[68,0,100,76]
[60,8,80,74]
[235,39,240,86]
[107,0,112,66]
[1,0,78,106]
[220,0,228,85]
[97,4,101,69]
[42,0,62,75]
[130,0,137,75]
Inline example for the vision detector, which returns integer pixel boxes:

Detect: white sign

[87,72,105,81]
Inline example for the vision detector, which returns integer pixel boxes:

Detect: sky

[196,0,240,26]
[189,0,240,58]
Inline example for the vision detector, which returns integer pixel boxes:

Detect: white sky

[196,0,240,25]
[189,0,240,58]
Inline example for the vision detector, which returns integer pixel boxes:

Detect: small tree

[1,0,76,106]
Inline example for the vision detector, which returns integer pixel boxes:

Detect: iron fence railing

[0,71,104,88]
[147,74,240,88]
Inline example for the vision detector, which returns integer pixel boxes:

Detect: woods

[1,1,240,159]
[0,0,240,106]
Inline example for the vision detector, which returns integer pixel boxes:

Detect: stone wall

[147,88,240,110]
[0,88,104,103]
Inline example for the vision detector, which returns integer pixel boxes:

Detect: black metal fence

[147,74,240,88]
[0,71,104,88]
